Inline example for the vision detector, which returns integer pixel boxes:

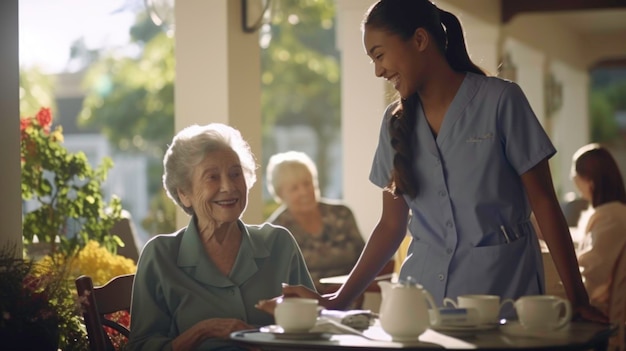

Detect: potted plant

[15,107,134,350]
[20,107,124,257]
[0,246,76,351]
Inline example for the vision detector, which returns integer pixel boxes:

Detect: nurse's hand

[255,284,335,315]
[574,304,608,324]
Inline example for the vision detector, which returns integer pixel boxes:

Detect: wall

[336,0,387,238]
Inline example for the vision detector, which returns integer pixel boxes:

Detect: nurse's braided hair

[363,0,486,198]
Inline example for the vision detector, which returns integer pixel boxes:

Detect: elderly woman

[128,124,314,351]
[266,151,365,292]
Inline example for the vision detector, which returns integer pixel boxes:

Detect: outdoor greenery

[21,107,124,257]
[0,240,137,351]
[19,67,57,118]
[17,2,626,237]
[73,0,342,235]
[0,246,74,351]
[261,0,341,193]
[78,12,176,235]
[589,68,626,144]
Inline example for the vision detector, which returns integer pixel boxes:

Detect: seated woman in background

[128,124,314,351]
[571,143,626,316]
[266,151,365,292]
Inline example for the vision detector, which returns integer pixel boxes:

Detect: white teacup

[514,295,572,330]
[443,294,514,325]
[274,297,319,332]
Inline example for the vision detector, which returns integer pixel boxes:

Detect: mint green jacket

[128,218,314,350]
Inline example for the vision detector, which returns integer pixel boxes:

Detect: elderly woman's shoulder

[142,229,184,252]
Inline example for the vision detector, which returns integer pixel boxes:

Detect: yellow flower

[39,240,136,286]
[73,241,136,285]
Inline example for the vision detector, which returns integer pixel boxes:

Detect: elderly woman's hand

[202,318,256,339]
[172,318,256,351]
[255,284,334,315]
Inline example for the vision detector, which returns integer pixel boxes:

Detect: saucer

[259,325,326,340]
[431,323,498,332]
[500,321,570,339]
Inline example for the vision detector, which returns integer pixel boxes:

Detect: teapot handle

[422,289,441,326]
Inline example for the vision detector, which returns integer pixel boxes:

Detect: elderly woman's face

[278,169,317,214]
[179,148,247,227]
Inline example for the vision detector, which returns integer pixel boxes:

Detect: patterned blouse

[267,200,366,292]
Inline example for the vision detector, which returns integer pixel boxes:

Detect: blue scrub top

[370,73,553,306]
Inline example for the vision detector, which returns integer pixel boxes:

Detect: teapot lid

[398,276,422,289]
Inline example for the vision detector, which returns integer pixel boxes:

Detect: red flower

[35,107,52,133]
[103,310,131,350]
[20,118,31,132]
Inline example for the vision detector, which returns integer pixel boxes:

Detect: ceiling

[501,0,626,66]
[542,9,626,35]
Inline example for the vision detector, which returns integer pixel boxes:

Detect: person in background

[571,143,626,316]
[266,151,365,292]
[128,124,314,351]
[257,0,605,323]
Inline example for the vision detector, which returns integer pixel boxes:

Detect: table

[231,320,615,350]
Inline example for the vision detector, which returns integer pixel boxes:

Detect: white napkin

[318,309,377,330]
[312,317,374,339]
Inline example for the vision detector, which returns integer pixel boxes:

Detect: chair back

[609,245,626,351]
[75,274,135,351]
[560,197,589,227]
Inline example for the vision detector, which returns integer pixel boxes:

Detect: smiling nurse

[257,0,606,323]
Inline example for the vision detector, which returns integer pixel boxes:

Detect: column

[0,0,22,256]
[175,0,263,227]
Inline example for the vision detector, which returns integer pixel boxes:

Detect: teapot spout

[377,280,392,297]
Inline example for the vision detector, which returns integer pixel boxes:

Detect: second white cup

[443,294,513,325]
[514,295,572,330]
[274,297,319,333]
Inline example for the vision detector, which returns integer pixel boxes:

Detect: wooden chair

[75,274,135,351]
[110,213,141,263]
[609,246,626,351]
[560,197,589,227]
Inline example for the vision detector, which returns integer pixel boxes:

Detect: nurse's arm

[520,159,590,308]
[329,190,409,309]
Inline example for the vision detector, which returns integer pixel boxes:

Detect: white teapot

[378,279,440,341]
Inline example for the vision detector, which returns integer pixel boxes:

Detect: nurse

[257,0,606,322]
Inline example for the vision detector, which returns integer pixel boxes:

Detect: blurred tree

[78,12,176,235]
[589,80,626,144]
[606,81,626,111]
[589,91,618,143]
[141,188,177,234]
[261,0,340,197]
[19,67,56,118]
[77,0,341,233]
[78,14,173,157]
[590,68,626,145]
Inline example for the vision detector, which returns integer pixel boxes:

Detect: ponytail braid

[386,95,418,198]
